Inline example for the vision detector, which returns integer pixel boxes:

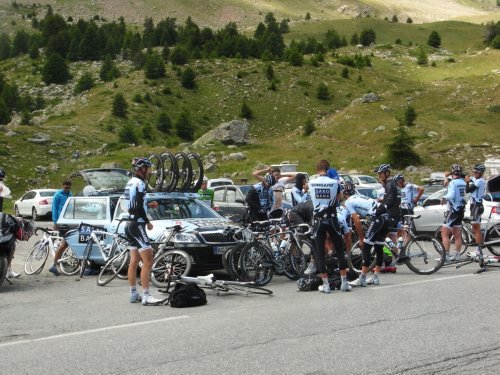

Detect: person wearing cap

[197,177,214,208]
[441,164,467,262]
[465,163,487,258]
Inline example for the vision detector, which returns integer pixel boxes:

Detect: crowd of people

[243,160,488,293]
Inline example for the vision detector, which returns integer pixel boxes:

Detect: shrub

[316,82,330,100]
[75,72,94,94]
[118,123,138,144]
[303,119,315,136]
[240,101,254,119]
[427,31,441,48]
[112,93,128,118]
[181,67,196,89]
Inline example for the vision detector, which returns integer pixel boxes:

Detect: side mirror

[119,212,130,220]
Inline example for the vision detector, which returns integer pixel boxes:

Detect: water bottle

[271,243,279,257]
[486,256,500,264]
[279,240,287,250]
[397,237,403,249]
[385,237,396,249]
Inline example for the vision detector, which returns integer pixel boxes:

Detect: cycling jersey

[443,177,466,211]
[197,188,214,208]
[467,176,485,203]
[400,183,418,210]
[344,194,378,218]
[252,182,274,213]
[376,178,401,217]
[125,176,149,224]
[337,206,351,234]
[290,186,310,206]
[309,175,341,217]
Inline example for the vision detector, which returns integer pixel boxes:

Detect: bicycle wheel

[147,153,164,192]
[24,240,50,275]
[434,226,470,255]
[174,152,192,191]
[97,249,129,286]
[347,240,375,275]
[223,281,273,295]
[58,247,81,276]
[485,226,500,256]
[150,249,192,288]
[187,152,204,192]
[238,241,274,286]
[79,240,93,278]
[160,152,178,192]
[404,235,445,275]
[283,238,306,280]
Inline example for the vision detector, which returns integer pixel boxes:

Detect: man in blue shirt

[441,164,467,262]
[48,179,73,276]
[465,163,487,258]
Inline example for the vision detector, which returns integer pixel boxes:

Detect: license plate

[213,245,232,255]
[78,225,105,243]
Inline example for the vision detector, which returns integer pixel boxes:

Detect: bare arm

[414,185,424,205]
[252,168,269,183]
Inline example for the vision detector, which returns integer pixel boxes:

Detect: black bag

[169,282,207,308]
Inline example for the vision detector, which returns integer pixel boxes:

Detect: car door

[19,191,37,215]
[223,186,246,220]
[414,189,447,233]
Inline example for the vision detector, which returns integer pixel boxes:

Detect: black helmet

[343,181,356,196]
[393,173,404,183]
[264,172,276,187]
[0,168,5,178]
[374,164,391,173]
[451,164,463,175]
[473,163,486,173]
[132,157,152,170]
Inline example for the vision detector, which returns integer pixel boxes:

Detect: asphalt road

[2,221,500,374]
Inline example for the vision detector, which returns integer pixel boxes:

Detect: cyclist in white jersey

[465,163,487,257]
[441,164,467,262]
[124,157,161,306]
[394,174,424,215]
[309,160,350,293]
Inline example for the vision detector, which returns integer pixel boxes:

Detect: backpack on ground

[168,282,207,308]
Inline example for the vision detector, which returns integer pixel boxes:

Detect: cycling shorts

[125,221,151,251]
[470,202,484,224]
[443,207,465,229]
[365,214,390,245]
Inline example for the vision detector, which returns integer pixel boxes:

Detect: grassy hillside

[0,7,499,213]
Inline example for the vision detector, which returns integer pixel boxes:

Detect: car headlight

[173,232,201,243]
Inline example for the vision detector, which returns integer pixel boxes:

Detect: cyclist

[308,159,350,293]
[253,166,297,218]
[349,164,400,287]
[1,213,34,281]
[245,174,274,222]
[49,179,73,276]
[290,173,310,206]
[441,164,467,262]
[125,157,161,306]
[465,163,486,258]
[394,173,424,253]
[197,177,214,208]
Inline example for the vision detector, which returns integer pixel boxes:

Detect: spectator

[197,177,214,208]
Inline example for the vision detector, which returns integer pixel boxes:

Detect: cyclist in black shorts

[125,157,160,306]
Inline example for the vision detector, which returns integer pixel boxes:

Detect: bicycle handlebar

[34,227,57,236]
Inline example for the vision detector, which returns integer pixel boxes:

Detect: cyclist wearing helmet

[308,159,350,293]
[395,173,424,215]
[441,164,467,262]
[125,157,161,306]
[197,177,214,208]
[350,164,400,287]
[465,163,487,257]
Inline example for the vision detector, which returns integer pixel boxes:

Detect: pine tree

[385,123,422,168]
[316,82,331,100]
[175,111,195,140]
[303,118,315,136]
[0,97,11,125]
[42,53,71,84]
[118,123,138,144]
[181,67,196,89]
[157,112,172,133]
[240,101,254,119]
[403,105,417,126]
[75,72,94,94]
[144,51,166,79]
[0,33,12,60]
[112,93,128,118]
[100,54,120,81]
[427,31,441,48]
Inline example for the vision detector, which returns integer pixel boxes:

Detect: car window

[357,188,377,200]
[23,191,36,200]
[226,189,238,203]
[40,191,56,197]
[63,198,108,220]
[484,192,500,202]
[213,189,225,202]
[359,176,377,184]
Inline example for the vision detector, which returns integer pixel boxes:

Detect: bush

[341,67,349,79]
[240,101,254,119]
[100,55,121,82]
[144,51,166,79]
[118,123,138,144]
[303,119,315,136]
[385,124,421,168]
[492,35,500,49]
[316,82,330,100]
[427,31,441,48]
[175,111,195,140]
[181,67,196,89]
[112,93,128,118]
[75,72,94,94]
[403,105,417,126]
[157,112,172,133]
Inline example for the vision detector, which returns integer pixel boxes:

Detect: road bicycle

[433,221,475,256]
[348,214,445,275]
[24,227,80,276]
[79,219,130,278]
[161,273,273,298]
[149,224,192,288]
[237,219,312,285]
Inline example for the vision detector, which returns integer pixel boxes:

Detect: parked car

[355,184,379,200]
[207,178,234,188]
[59,191,238,270]
[14,189,58,220]
[413,188,500,233]
[213,185,247,221]
[351,174,383,190]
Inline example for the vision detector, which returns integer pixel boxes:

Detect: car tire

[14,205,21,217]
[32,207,38,221]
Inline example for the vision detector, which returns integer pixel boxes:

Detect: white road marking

[0,315,189,348]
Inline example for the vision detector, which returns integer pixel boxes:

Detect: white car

[14,189,58,220]
[351,174,383,190]
[413,188,500,233]
[207,178,234,188]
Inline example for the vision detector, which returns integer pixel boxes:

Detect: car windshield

[356,187,378,200]
[40,191,56,197]
[358,176,377,184]
[115,197,220,220]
